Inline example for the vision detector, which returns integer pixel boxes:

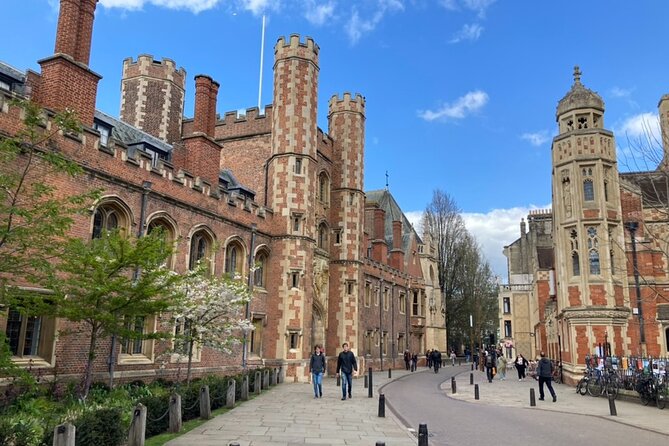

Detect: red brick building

[500,67,669,383]
[0,0,443,384]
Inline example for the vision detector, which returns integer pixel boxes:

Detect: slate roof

[365,189,422,253]
[94,110,173,155]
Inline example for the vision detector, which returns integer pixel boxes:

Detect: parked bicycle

[586,367,620,399]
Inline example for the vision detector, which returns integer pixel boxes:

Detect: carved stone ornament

[563,307,631,320]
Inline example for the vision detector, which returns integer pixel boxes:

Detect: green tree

[0,99,96,284]
[45,229,180,398]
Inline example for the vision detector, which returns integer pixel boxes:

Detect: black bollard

[368,367,373,398]
[376,443,386,446]
[471,363,474,371]
[336,375,341,387]
[474,384,479,400]
[608,394,617,416]
[530,388,536,407]
[459,359,462,366]
[378,394,386,417]
[470,372,474,385]
[229,443,240,446]
[451,376,457,394]
[364,374,368,389]
[388,368,392,379]
[418,424,428,446]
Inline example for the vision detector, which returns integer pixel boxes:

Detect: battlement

[328,93,365,115]
[122,54,186,87]
[214,105,273,140]
[274,34,319,65]
[528,209,553,217]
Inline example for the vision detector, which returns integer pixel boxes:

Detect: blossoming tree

[171,267,253,382]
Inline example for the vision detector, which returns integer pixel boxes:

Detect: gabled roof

[365,189,423,252]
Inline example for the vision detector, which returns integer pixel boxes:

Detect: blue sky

[3,0,668,278]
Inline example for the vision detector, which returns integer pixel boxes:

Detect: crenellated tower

[326,93,366,362]
[120,55,186,145]
[265,35,320,379]
[551,67,631,373]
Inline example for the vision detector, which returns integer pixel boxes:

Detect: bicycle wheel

[606,381,619,400]
[656,383,667,410]
[577,378,587,395]
[587,378,603,397]
[640,384,651,406]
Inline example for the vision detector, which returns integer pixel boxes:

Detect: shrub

[138,393,170,438]
[74,407,126,446]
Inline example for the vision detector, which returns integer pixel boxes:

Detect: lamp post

[625,221,645,354]
[379,278,384,371]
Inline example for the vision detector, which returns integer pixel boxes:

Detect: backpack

[485,355,493,366]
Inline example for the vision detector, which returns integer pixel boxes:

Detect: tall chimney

[36,0,101,126]
[193,75,219,136]
[658,95,669,170]
[390,220,405,270]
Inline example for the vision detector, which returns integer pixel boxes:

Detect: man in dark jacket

[336,342,358,400]
[537,351,557,402]
[309,345,326,398]
[484,349,496,382]
[431,349,442,373]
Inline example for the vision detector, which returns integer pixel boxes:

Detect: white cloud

[449,23,483,43]
[418,90,488,122]
[439,0,496,17]
[345,0,404,44]
[462,205,550,279]
[304,0,335,26]
[609,86,633,98]
[404,204,550,280]
[521,130,550,147]
[618,112,661,140]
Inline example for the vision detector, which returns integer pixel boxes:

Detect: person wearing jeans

[336,342,358,400]
[309,345,326,398]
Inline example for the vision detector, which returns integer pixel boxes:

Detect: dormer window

[93,121,112,148]
[144,145,169,168]
[0,79,10,91]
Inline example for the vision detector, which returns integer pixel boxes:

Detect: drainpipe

[242,223,257,370]
[625,221,645,353]
[379,278,384,371]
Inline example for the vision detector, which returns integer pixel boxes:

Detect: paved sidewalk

[166,369,417,446]
[447,367,669,436]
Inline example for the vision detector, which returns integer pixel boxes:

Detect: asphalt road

[382,366,668,446]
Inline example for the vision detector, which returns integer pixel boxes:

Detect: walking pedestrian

[411,353,417,372]
[432,349,442,373]
[485,350,496,383]
[497,353,507,380]
[514,354,528,381]
[336,342,357,401]
[403,350,411,370]
[309,345,326,398]
[536,351,557,402]
[426,349,432,369]
[450,350,457,366]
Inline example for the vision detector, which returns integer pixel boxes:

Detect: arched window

[189,230,212,271]
[318,172,329,204]
[317,223,328,250]
[587,227,600,274]
[147,216,176,269]
[582,167,594,201]
[254,250,268,288]
[225,240,244,276]
[92,201,129,239]
[570,229,580,276]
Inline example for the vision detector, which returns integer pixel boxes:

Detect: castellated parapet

[120,55,186,145]
[328,93,366,116]
[274,35,319,66]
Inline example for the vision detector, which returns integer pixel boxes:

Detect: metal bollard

[418,423,428,446]
[459,359,462,366]
[470,372,474,385]
[368,367,373,398]
[364,374,368,388]
[388,368,392,378]
[471,363,474,371]
[229,443,240,446]
[376,443,386,446]
[336,374,341,387]
[530,388,536,407]
[451,377,457,394]
[608,394,617,416]
[474,384,479,400]
[378,394,386,417]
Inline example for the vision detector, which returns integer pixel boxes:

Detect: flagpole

[258,14,266,111]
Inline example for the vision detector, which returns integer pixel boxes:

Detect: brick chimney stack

[35,0,101,126]
[193,75,219,136]
[172,74,222,189]
[371,207,388,262]
[389,220,404,270]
